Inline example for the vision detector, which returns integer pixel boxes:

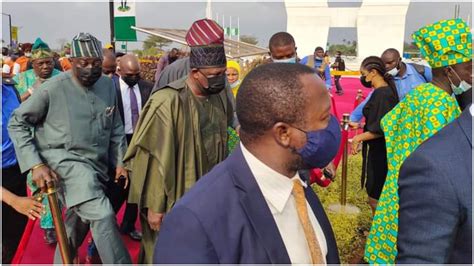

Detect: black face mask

[360,75,372,88]
[455,88,472,111]
[198,71,226,95]
[76,66,102,87]
[122,74,140,87]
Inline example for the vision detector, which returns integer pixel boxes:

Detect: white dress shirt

[240,143,328,264]
[119,77,142,134]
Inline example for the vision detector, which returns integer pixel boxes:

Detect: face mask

[315,56,323,61]
[122,75,140,87]
[360,75,372,88]
[272,56,297,64]
[25,52,32,57]
[230,80,240,89]
[294,115,342,169]
[65,54,71,58]
[76,66,102,87]
[198,70,226,95]
[448,66,472,95]
[387,67,399,77]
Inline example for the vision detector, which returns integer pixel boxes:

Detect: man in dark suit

[396,106,472,264]
[153,63,340,264]
[108,54,152,240]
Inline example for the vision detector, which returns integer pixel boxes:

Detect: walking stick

[46,181,72,264]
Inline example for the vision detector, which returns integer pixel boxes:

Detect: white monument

[285,0,410,61]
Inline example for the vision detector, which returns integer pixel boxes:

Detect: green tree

[143,35,172,51]
[240,35,259,45]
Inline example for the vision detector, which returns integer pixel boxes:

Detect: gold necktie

[292,179,324,264]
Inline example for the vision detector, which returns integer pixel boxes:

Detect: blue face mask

[272,56,297,64]
[293,115,342,169]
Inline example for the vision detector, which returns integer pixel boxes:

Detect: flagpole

[237,16,240,42]
[109,0,115,51]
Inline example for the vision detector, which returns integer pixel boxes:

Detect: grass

[312,154,372,264]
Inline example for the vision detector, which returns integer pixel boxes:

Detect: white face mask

[387,67,399,77]
[230,80,240,89]
[25,52,32,57]
[272,56,296,64]
[448,66,472,95]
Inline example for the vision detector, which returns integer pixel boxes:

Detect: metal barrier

[328,113,360,214]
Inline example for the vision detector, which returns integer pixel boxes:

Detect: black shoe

[44,228,57,245]
[128,230,142,241]
[336,91,344,95]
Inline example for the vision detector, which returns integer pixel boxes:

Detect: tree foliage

[240,35,258,45]
[143,35,172,50]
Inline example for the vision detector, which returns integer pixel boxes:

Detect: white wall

[285,0,410,62]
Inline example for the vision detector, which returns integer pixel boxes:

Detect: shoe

[43,229,57,245]
[85,238,102,264]
[128,230,143,241]
[336,91,344,95]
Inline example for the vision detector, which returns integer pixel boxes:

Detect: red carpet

[17,76,368,264]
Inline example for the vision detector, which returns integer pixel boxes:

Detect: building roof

[132,26,268,59]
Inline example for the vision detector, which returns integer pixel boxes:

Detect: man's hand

[147,209,165,231]
[115,166,129,189]
[11,196,44,220]
[323,162,336,180]
[31,164,59,190]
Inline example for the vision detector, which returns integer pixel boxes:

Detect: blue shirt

[350,63,432,122]
[2,83,20,168]
[300,56,332,89]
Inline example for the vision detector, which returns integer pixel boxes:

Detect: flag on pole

[225,27,239,36]
[114,0,137,41]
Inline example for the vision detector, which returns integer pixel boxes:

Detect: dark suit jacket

[397,108,472,264]
[153,146,340,264]
[112,74,153,126]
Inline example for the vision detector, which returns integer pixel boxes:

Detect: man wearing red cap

[124,18,233,264]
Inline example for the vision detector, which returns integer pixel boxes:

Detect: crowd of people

[1,16,472,265]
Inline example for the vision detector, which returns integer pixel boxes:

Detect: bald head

[119,54,140,74]
[119,54,141,87]
[102,50,117,77]
[381,48,402,74]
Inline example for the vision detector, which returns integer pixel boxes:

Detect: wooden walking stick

[46,181,72,264]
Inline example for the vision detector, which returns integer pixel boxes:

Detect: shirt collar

[240,143,307,213]
[395,62,415,80]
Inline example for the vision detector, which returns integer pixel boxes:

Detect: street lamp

[2,13,12,48]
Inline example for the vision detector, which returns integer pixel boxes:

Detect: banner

[11,26,18,43]
[114,0,137,41]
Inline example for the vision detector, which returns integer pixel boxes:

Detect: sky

[1,1,472,51]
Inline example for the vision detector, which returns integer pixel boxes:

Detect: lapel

[457,107,472,147]
[137,79,151,108]
[228,146,291,264]
[112,74,125,125]
[304,184,341,264]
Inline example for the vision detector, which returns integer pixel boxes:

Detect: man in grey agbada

[8,32,131,263]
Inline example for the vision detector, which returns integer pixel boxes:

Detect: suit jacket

[112,75,153,126]
[396,107,472,264]
[153,146,340,264]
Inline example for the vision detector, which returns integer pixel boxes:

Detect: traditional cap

[186,19,226,68]
[20,43,33,52]
[71,32,103,58]
[105,43,114,49]
[413,18,472,68]
[31,38,53,60]
[227,60,241,74]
